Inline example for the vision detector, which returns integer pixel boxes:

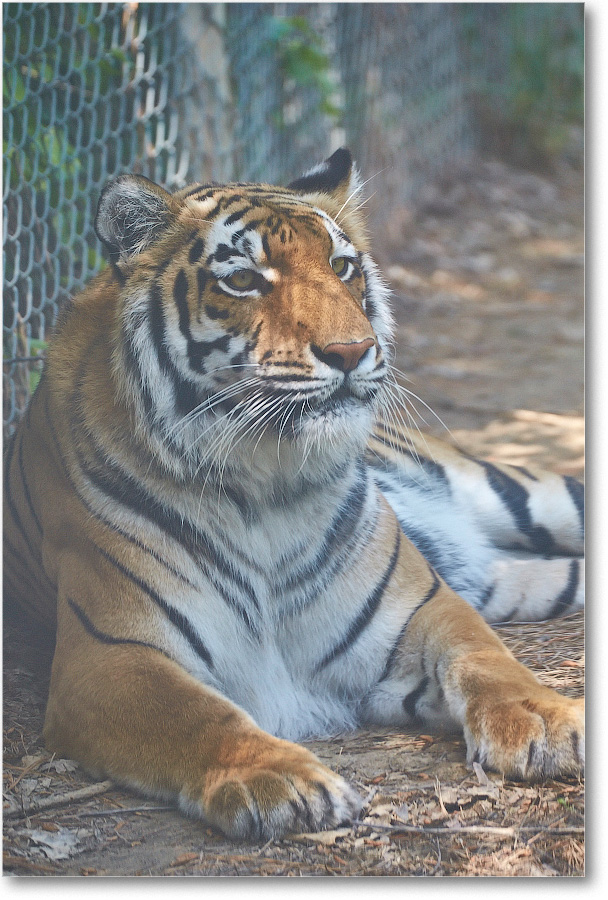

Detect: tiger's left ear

[288,148,367,244]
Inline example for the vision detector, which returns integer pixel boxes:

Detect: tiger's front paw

[190,745,361,841]
[465,691,584,780]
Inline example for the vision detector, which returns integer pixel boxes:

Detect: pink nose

[320,338,376,373]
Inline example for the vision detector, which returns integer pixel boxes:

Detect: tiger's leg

[44,590,361,841]
[371,424,584,556]
[474,552,584,623]
[364,580,584,779]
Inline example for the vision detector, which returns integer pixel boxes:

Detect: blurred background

[3,2,584,475]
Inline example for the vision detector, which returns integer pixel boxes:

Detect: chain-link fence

[3,2,583,435]
[2,2,230,431]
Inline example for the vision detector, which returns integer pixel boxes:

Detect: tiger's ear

[287,148,368,246]
[95,174,177,266]
[288,148,357,205]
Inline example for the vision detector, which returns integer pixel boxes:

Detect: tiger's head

[95,149,394,479]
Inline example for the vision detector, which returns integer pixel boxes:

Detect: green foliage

[266,16,341,121]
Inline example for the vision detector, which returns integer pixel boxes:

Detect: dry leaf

[169,852,199,867]
[26,827,91,861]
[290,828,351,846]
[472,761,492,785]
[393,802,410,823]
[20,754,45,770]
[42,759,79,774]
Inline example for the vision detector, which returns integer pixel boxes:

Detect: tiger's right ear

[95,175,177,266]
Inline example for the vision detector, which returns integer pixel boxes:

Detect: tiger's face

[96,150,393,473]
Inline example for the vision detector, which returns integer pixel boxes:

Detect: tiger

[3,148,584,842]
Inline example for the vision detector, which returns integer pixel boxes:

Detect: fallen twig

[77,804,172,818]
[4,779,114,820]
[3,853,59,874]
[353,820,584,838]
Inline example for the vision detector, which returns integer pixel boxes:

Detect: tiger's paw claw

[465,694,584,781]
[191,759,361,841]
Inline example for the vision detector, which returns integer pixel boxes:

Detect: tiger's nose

[314,338,376,373]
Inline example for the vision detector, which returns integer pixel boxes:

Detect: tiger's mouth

[203,373,381,443]
[306,383,369,415]
[276,377,381,436]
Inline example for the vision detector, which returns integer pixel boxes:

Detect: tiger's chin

[288,397,375,457]
[219,397,375,488]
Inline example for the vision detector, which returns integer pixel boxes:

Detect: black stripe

[188,237,205,264]
[377,563,441,682]
[267,371,319,382]
[475,459,556,554]
[174,268,191,337]
[197,268,208,298]
[96,547,214,669]
[570,729,580,763]
[223,209,244,227]
[64,350,265,581]
[148,283,201,413]
[409,565,441,619]
[67,597,172,659]
[149,281,175,374]
[43,396,200,594]
[217,194,244,209]
[396,522,446,572]
[75,449,261,612]
[171,271,232,372]
[3,432,46,571]
[207,243,246,265]
[280,463,369,595]
[188,333,231,371]
[373,423,449,486]
[546,559,580,619]
[264,361,310,371]
[564,475,585,534]
[509,464,539,481]
[229,219,264,245]
[216,481,255,523]
[123,325,156,426]
[204,303,229,320]
[3,531,56,614]
[365,294,377,319]
[402,676,430,720]
[477,582,495,610]
[315,529,401,672]
[182,183,216,199]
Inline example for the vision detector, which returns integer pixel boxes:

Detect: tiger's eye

[225,270,256,291]
[331,257,349,277]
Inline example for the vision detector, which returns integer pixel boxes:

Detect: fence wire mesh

[3,2,583,434]
[3,1,220,431]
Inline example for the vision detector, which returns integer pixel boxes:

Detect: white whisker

[334,168,389,223]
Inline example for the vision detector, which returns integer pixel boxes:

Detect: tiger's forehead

[177,184,355,267]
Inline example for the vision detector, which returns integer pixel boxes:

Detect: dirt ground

[3,153,584,877]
